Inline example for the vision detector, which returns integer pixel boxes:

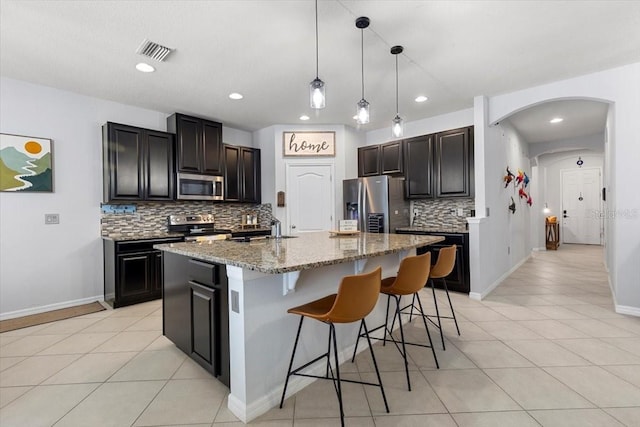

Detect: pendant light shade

[391,45,404,137]
[355,17,370,125]
[310,0,325,109]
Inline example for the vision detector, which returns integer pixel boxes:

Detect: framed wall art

[0,133,53,192]
[283,131,335,157]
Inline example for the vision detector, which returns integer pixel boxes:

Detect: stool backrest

[326,267,382,323]
[386,252,432,295]
[430,245,457,279]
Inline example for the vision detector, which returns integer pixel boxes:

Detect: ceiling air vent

[136,39,173,62]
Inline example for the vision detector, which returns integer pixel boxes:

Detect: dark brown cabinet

[435,127,474,198]
[102,122,174,202]
[163,253,230,386]
[404,135,434,199]
[396,230,470,294]
[380,141,404,175]
[223,144,261,203]
[104,237,181,308]
[358,145,381,176]
[167,113,223,175]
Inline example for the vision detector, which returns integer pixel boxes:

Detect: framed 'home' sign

[283,131,335,157]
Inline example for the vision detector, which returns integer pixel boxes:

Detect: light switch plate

[45,214,59,224]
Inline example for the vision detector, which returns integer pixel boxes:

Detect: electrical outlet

[231,290,240,313]
[413,209,419,216]
[457,208,464,216]
[45,214,59,224]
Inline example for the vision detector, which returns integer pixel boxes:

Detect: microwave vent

[136,39,173,62]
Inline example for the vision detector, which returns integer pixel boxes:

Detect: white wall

[484,62,640,315]
[0,77,252,318]
[365,108,474,146]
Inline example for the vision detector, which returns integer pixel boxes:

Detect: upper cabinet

[434,127,474,198]
[357,141,404,177]
[404,135,434,199]
[167,113,223,175]
[102,122,174,202]
[223,145,261,203]
[357,145,380,177]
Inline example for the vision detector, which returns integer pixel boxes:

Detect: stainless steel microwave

[176,173,224,201]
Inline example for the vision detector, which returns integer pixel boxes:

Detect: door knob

[291,225,297,229]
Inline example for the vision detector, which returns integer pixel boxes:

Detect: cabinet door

[404,135,434,198]
[435,127,473,198]
[223,145,241,202]
[117,252,153,303]
[106,123,144,200]
[175,115,202,173]
[202,120,223,175]
[151,251,163,296]
[241,147,261,203]
[145,131,175,200]
[380,141,404,175]
[190,281,218,374]
[358,146,381,177]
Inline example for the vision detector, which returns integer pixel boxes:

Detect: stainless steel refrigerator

[343,176,410,233]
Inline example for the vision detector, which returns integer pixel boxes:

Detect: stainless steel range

[168,214,232,241]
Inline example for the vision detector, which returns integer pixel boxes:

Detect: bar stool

[279,267,389,426]
[410,245,460,350]
[352,252,439,391]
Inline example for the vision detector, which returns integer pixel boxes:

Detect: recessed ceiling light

[229,92,243,100]
[135,62,155,73]
[549,117,564,124]
[415,95,428,103]
[299,115,310,121]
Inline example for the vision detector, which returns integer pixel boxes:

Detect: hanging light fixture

[390,45,404,137]
[309,0,325,109]
[355,16,370,125]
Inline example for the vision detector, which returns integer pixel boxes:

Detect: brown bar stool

[279,267,389,426]
[410,245,460,350]
[351,252,439,391]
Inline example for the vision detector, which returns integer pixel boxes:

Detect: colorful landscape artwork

[0,133,53,192]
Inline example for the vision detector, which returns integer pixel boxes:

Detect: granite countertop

[102,227,273,242]
[154,231,444,274]
[396,226,469,234]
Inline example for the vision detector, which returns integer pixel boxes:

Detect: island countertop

[154,231,444,274]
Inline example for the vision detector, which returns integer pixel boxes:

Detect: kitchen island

[155,231,444,423]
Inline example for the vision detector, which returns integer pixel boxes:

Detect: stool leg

[415,292,439,369]
[382,294,391,346]
[362,319,389,413]
[409,293,416,322]
[330,323,345,427]
[430,278,446,350]
[394,295,411,391]
[350,321,364,363]
[326,327,333,377]
[280,316,304,408]
[442,278,461,336]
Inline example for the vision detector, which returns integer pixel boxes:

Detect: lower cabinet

[163,252,230,387]
[396,231,470,293]
[104,237,182,308]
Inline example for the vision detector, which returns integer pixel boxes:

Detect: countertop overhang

[154,231,444,274]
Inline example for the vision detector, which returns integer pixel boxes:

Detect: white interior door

[561,168,602,244]
[286,163,334,235]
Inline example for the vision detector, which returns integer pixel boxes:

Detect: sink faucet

[271,218,282,239]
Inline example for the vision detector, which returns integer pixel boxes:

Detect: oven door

[177,173,223,201]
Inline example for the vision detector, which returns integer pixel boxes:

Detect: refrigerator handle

[357,181,363,231]
[361,181,367,232]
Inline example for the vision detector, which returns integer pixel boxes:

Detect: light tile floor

[1,244,639,426]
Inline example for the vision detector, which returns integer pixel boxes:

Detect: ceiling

[1,1,639,138]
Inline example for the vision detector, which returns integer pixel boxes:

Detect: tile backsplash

[411,198,475,228]
[101,201,274,236]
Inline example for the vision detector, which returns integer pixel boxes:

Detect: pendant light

[391,45,404,137]
[355,16,370,125]
[309,0,325,109]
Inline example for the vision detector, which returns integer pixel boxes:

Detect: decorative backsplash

[101,201,274,236]
[411,198,475,228]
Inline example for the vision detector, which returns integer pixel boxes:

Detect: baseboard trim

[470,254,531,301]
[0,295,105,321]
[615,305,640,317]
